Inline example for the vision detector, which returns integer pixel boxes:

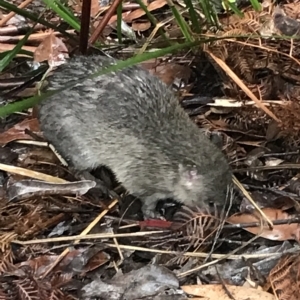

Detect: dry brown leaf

[80,251,110,275]
[91,0,100,16]
[123,0,167,22]
[18,249,86,277]
[108,11,131,25]
[227,208,300,241]
[123,9,146,22]
[132,21,151,31]
[33,30,69,66]
[181,284,276,299]
[0,118,39,146]
[140,60,192,86]
[236,141,264,147]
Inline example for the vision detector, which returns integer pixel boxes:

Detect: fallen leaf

[91,0,100,16]
[7,180,96,202]
[18,249,87,277]
[132,21,151,31]
[181,284,276,300]
[80,251,110,275]
[140,60,192,86]
[0,118,39,146]
[108,11,131,25]
[227,208,300,241]
[124,0,167,22]
[34,30,69,67]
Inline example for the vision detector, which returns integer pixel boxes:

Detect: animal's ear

[179,164,200,189]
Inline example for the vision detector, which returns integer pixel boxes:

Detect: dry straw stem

[12,221,297,278]
[14,226,294,268]
[177,224,268,278]
[138,24,161,54]
[13,230,165,245]
[41,199,119,279]
[233,175,274,228]
[13,235,297,258]
[206,50,280,123]
[137,9,186,54]
[235,163,300,173]
[0,162,67,183]
[104,243,294,260]
[104,242,299,277]
[0,233,18,252]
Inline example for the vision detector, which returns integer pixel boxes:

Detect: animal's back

[41,55,180,129]
[38,55,197,168]
[38,55,232,215]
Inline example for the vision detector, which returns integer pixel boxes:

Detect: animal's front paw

[141,207,165,220]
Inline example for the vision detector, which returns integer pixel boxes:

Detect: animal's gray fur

[38,55,232,217]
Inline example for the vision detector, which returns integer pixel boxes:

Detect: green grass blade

[249,0,261,11]
[183,0,201,33]
[117,2,123,44]
[198,0,219,27]
[167,0,193,42]
[134,0,171,44]
[222,0,244,17]
[41,0,80,31]
[0,40,203,117]
[0,26,34,72]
